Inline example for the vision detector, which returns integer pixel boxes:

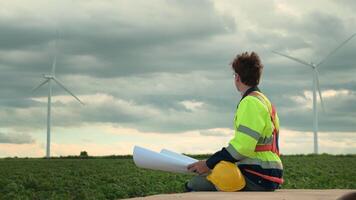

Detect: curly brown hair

[231,52,263,86]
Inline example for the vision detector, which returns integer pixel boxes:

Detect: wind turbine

[273,33,356,154]
[32,35,84,158]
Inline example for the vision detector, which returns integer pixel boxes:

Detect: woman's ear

[235,74,240,83]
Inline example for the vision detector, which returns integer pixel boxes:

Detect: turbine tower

[273,33,356,154]
[32,35,84,158]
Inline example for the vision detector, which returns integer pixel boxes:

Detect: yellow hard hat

[207,161,246,192]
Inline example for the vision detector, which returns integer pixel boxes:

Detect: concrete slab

[124,189,356,200]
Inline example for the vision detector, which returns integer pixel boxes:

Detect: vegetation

[79,151,89,158]
[0,154,355,200]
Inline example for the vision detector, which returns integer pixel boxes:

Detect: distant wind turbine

[273,33,356,154]
[32,34,84,158]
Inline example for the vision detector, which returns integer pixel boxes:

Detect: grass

[0,154,355,200]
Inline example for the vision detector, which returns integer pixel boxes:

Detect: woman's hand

[187,160,210,175]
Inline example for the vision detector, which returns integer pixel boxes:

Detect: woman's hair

[231,52,263,86]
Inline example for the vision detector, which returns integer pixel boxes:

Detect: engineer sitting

[186,52,284,192]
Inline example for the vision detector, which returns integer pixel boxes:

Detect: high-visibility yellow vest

[207,91,283,191]
[226,91,283,169]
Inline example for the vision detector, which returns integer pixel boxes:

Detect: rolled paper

[133,146,197,174]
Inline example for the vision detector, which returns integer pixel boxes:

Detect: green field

[0,154,355,200]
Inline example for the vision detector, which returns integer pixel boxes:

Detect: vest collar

[241,86,260,100]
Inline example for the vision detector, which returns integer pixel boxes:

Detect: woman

[186,52,283,192]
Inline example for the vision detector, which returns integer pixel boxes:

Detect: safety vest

[249,91,280,156]
[207,90,283,191]
[226,90,283,184]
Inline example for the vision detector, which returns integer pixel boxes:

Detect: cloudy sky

[0,0,355,157]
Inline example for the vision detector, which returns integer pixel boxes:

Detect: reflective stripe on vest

[248,91,280,156]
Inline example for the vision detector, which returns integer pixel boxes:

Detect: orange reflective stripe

[244,169,284,184]
[255,131,279,155]
[255,144,273,151]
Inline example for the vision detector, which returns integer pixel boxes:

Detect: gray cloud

[0,132,35,144]
[0,0,355,136]
[200,129,230,137]
[0,0,234,78]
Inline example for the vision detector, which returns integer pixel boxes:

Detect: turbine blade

[51,55,56,76]
[272,51,313,68]
[315,70,325,112]
[317,33,356,67]
[31,79,49,93]
[53,77,85,105]
[51,30,59,76]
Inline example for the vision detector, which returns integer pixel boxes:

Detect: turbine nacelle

[43,74,55,79]
[310,62,317,68]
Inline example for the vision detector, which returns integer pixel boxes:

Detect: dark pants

[187,174,271,191]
